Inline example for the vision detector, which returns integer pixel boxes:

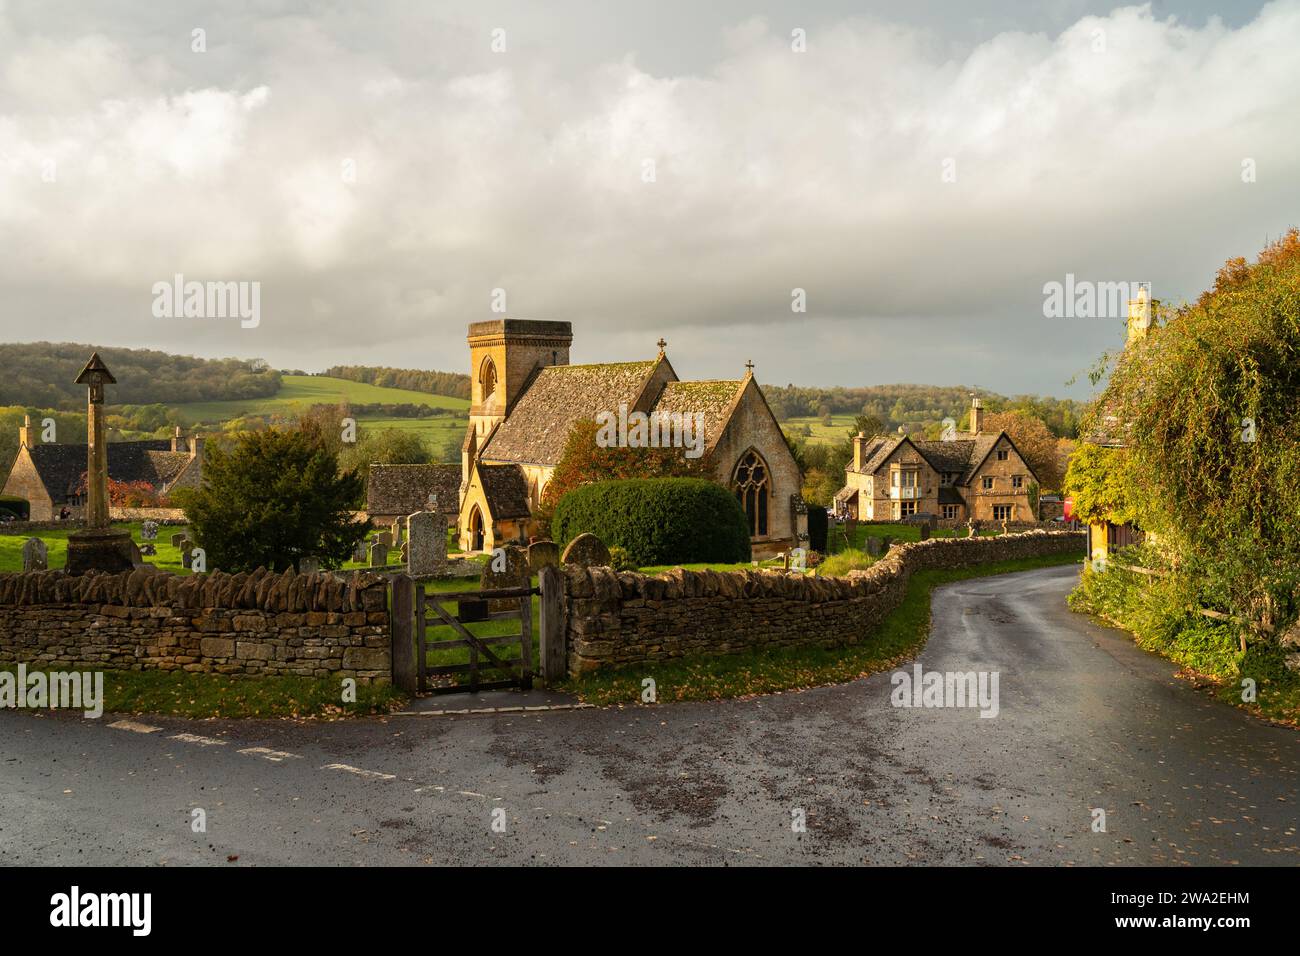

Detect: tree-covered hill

[0,343,281,409]
[322,365,470,400]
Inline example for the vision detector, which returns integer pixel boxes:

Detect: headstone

[406,510,446,578]
[139,543,157,556]
[376,530,393,549]
[299,556,320,574]
[967,519,980,538]
[788,547,808,571]
[865,537,882,558]
[528,540,560,573]
[391,519,404,546]
[171,532,185,548]
[369,540,389,568]
[352,539,368,563]
[560,532,610,568]
[480,544,530,612]
[141,520,158,541]
[880,535,892,554]
[399,540,409,565]
[22,537,47,571]
[919,521,931,541]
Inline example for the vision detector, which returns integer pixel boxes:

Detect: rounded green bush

[552,478,751,566]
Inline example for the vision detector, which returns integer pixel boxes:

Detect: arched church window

[732,450,769,536]
[480,357,498,401]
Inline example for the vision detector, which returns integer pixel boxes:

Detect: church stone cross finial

[745,359,755,376]
[656,337,667,355]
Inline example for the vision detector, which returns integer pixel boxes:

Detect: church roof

[478,463,532,519]
[366,462,461,517]
[648,379,746,457]
[480,359,663,466]
[25,441,192,501]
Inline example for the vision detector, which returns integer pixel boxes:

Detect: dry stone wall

[0,567,392,683]
[560,530,1084,674]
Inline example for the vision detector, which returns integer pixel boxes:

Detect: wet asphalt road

[1,564,1297,866]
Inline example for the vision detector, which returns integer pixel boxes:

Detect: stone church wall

[559,530,1084,675]
[0,567,391,683]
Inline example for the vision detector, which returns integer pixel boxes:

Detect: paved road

[2,565,1296,865]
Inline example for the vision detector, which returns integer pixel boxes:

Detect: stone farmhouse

[2,420,203,520]
[836,397,1039,523]
[454,319,805,557]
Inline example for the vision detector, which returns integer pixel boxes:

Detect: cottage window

[982,476,994,490]
[993,504,1013,521]
[941,504,959,519]
[732,450,769,536]
[997,449,1009,461]
[1012,475,1023,489]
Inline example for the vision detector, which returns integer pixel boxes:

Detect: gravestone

[369,540,389,568]
[919,521,931,541]
[528,540,560,573]
[352,540,369,563]
[299,556,320,574]
[561,532,610,568]
[141,520,158,541]
[480,544,530,612]
[865,537,882,558]
[22,537,47,571]
[967,519,980,538]
[391,519,404,547]
[139,543,157,556]
[399,540,409,565]
[788,547,808,571]
[880,535,893,554]
[406,510,446,578]
[376,530,393,549]
[171,532,185,548]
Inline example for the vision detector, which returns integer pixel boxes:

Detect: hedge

[552,478,751,566]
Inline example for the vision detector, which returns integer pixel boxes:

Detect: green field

[173,374,468,423]
[783,414,859,446]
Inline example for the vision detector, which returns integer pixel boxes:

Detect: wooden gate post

[390,573,418,693]
[538,565,567,685]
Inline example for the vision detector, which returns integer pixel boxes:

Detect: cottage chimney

[171,425,182,452]
[970,396,984,435]
[187,434,204,464]
[853,432,866,471]
[18,414,33,450]
[1126,288,1159,345]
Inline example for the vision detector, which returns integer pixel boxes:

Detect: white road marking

[238,746,301,762]
[322,763,396,780]
[108,720,161,734]
[169,733,228,747]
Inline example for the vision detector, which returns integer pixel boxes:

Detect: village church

[447,319,805,557]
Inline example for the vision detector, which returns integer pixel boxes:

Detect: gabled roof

[648,378,746,458]
[480,358,668,466]
[478,462,531,519]
[366,462,461,516]
[848,432,1030,486]
[24,440,192,501]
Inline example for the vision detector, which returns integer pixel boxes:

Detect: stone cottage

[2,421,203,520]
[836,397,1040,523]
[456,319,805,557]
[364,462,461,532]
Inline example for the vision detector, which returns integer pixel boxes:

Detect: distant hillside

[322,365,470,400]
[763,383,1084,439]
[0,343,280,410]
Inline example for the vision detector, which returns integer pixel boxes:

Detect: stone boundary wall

[560,530,1084,675]
[108,507,187,523]
[0,519,86,533]
[0,567,392,683]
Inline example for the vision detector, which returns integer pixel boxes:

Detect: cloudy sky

[1,0,1297,399]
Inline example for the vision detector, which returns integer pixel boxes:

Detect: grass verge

[1,664,404,719]
[559,551,1083,705]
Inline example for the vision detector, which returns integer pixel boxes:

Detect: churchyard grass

[0,521,188,573]
[560,551,1085,705]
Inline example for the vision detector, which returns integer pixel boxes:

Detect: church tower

[466,319,573,440]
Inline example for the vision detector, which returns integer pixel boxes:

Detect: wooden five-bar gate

[389,567,565,695]
[415,584,536,694]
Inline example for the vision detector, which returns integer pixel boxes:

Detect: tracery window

[732,450,769,536]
